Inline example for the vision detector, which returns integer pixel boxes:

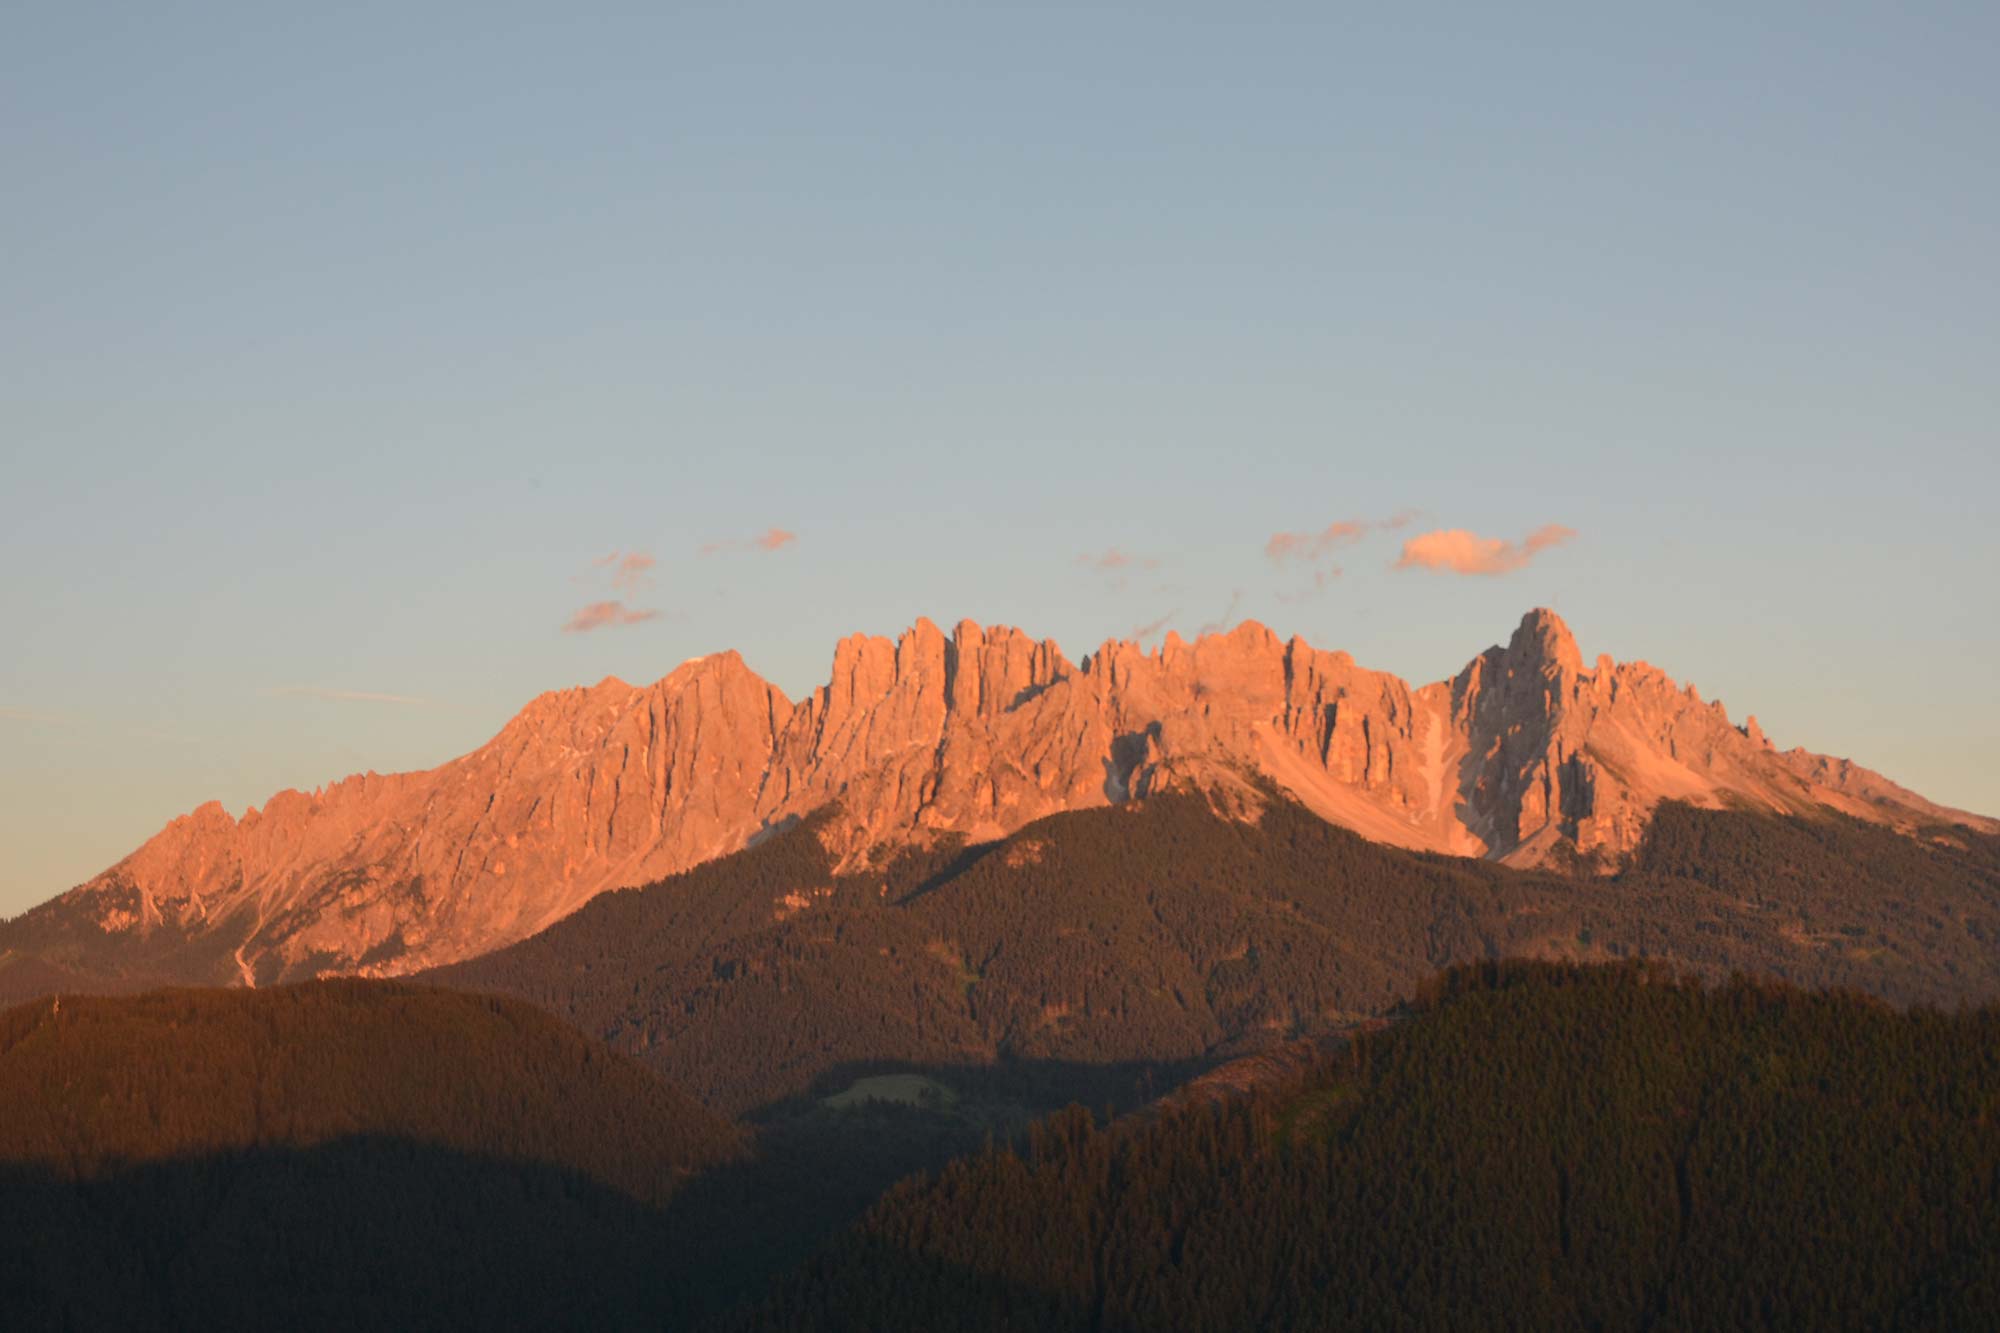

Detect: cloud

[1078,547,1161,573]
[1276,566,1343,603]
[611,552,655,592]
[701,527,798,556]
[264,687,430,705]
[1523,523,1576,554]
[562,600,661,633]
[1394,524,1577,576]
[1265,522,1365,562]
[1130,610,1177,641]
[1196,589,1245,637]
[1265,511,1419,564]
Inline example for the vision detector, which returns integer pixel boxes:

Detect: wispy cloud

[1078,547,1168,597]
[1196,589,1245,637]
[263,687,431,705]
[584,550,657,590]
[571,550,664,624]
[1130,609,1177,642]
[1276,566,1344,603]
[562,600,661,633]
[0,705,64,724]
[1394,524,1577,576]
[701,527,798,556]
[1265,510,1417,563]
[1265,521,1365,563]
[1078,547,1161,574]
[611,552,655,592]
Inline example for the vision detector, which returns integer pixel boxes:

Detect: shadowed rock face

[11,610,1991,987]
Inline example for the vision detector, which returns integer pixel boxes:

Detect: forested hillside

[0,982,746,1331]
[434,791,2000,1116]
[739,961,2000,1331]
[15,797,1997,1328]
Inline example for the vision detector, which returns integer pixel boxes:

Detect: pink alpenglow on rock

[25,609,1994,988]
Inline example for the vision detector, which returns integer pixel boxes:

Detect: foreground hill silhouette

[9,610,1991,994]
[0,982,746,1330]
[738,961,2000,1332]
[10,961,1999,1328]
[432,791,2000,1116]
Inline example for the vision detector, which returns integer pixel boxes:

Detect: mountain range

[3,609,1990,997]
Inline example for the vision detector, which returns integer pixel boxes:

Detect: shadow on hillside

[0,1053,1231,1333]
[662,1051,1225,1308]
[884,839,1003,907]
[720,1232,1145,1333]
[0,1136,718,1332]
[0,1132,1134,1333]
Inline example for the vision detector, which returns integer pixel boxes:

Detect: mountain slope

[736,961,2000,1332]
[431,793,2000,1116]
[0,979,744,1192]
[7,610,1990,992]
[0,980,748,1330]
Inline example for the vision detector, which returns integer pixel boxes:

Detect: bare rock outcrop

[11,610,1992,989]
[37,652,792,983]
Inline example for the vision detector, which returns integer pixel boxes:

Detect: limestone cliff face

[16,611,1993,987]
[43,653,793,984]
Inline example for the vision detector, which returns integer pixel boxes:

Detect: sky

[3,3,1996,915]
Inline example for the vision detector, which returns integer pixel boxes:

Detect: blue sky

[3,3,1996,913]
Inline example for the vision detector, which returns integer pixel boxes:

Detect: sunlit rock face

[22,610,1992,985]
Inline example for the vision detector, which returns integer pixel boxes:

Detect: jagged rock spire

[12,611,1989,990]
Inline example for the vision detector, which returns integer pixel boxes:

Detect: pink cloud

[1265,511,1419,564]
[1266,521,1369,562]
[701,528,798,556]
[1394,524,1577,576]
[1077,547,1162,574]
[562,600,661,633]
[1130,609,1177,641]
[611,552,655,591]
[1523,523,1576,555]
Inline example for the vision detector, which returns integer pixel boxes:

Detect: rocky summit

[9,610,1990,988]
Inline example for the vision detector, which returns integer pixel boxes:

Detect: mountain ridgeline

[0,981,749,1330]
[430,791,2000,1116]
[5,609,1991,999]
[738,961,2000,1331]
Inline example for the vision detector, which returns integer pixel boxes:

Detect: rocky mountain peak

[1507,607,1584,678]
[15,610,1992,992]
